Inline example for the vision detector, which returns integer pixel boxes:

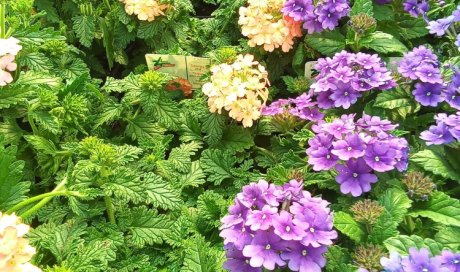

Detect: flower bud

[353,244,384,271]
[350,13,377,35]
[402,172,435,200]
[350,199,384,225]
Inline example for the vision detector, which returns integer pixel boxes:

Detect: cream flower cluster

[238,0,302,52]
[0,37,22,87]
[0,212,41,272]
[202,54,270,128]
[120,0,168,22]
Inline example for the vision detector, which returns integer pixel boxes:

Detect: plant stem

[103,0,112,11]
[103,195,116,224]
[19,177,68,218]
[0,3,6,39]
[28,113,39,135]
[7,191,71,214]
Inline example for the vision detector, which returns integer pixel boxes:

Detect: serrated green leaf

[65,240,116,272]
[350,0,373,16]
[361,31,407,54]
[333,211,365,243]
[181,235,217,272]
[306,29,346,56]
[410,191,460,227]
[435,226,460,250]
[200,149,236,185]
[0,145,30,210]
[411,149,460,182]
[142,173,182,210]
[72,15,96,47]
[384,235,444,255]
[202,113,225,146]
[218,126,254,153]
[127,207,173,247]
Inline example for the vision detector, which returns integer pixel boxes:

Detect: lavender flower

[262,92,324,122]
[427,16,455,36]
[335,158,378,196]
[307,114,408,197]
[281,0,350,34]
[381,248,458,272]
[399,46,446,106]
[420,112,460,145]
[445,68,460,110]
[413,82,444,107]
[403,0,429,17]
[221,180,337,271]
[311,51,396,109]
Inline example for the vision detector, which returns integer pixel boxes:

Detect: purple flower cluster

[403,0,429,17]
[220,179,337,272]
[262,92,324,121]
[378,248,460,272]
[445,68,460,110]
[398,46,445,107]
[306,114,409,197]
[281,0,350,34]
[420,112,460,145]
[310,51,396,109]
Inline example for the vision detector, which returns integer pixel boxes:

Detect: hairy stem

[20,177,68,218]
[0,3,6,39]
[103,195,116,224]
[7,191,73,214]
[27,113,39,135]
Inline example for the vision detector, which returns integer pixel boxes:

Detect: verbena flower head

[0,37,21,87]
[420,112,460,145]
[282,0,350,34]
[403,0,429,17]
[202,54,269,127]
[262,91,324,122]
[120,0,168,21]
[307,114,409,197]
[381,248,456,272]
[239,0,303,52]
[0,212,42,272]
[220,179,337,271]
[310,51,395,109]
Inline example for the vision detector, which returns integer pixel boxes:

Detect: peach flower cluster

[238,0,302,52]
[0,37,22,87]
[0,212,41,272]
[202,54,270,128]
[120,0,168,22]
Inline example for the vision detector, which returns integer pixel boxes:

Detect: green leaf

[325,246,356,272]
[0,145,30,210]
[373,4,394,21]
[142,173,182,210]
[411,149,460,182]
[306,29,346,56]
[370,189,412,244]
[202,113,225,146]
[350,0,373,16]
[181,235,217,272]
[0,85,34,109]
[15,27,65,46]
[410,191,460,227]
[126,115,166,141]
[20,52,53,71]
[200,149,236,185]
[361,31,408,54]
[333,211,365,243]
[64,240,116,272]
[44,220,87,263]
[374,88,420,118]
[150,96,181,130]
[435,226,460,250]
[397,15,429,39]
[24,135,58,155]
[384,235,444,255]
[218,126,254,153]
[178,161,206,189]
[127,207,173,247]
[72,15,96,47]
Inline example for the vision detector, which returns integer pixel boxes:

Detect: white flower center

[242,227,246,232]
[310,227,315,233]
[428,73,433,77]
[245,259,250,264]
[375,156,380,162]
[266,244,271,250]
[262,214,266,219]
[422,269,429,272]
[326,154,331,159]
[453,259,459,264]
[344,92,349,96]
[347,147,352,151]
[286,226,291,232]
[426,92,431,96]
[353,173,358,178]
[302,250,308,256]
